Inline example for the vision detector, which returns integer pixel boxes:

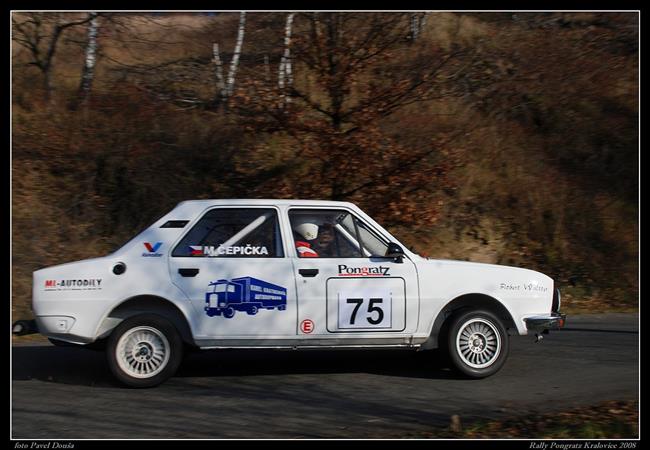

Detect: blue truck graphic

[205,277,287,318]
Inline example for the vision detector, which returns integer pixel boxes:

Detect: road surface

[11,313,638,439]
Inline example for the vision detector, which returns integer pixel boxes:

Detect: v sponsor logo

[143,242,163,257]
[144,242,162,253]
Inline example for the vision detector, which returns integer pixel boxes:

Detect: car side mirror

[385,242,405,262]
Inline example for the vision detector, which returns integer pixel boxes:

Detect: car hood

[411,256,554,294]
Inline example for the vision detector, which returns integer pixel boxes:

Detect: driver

[293,219,320,258]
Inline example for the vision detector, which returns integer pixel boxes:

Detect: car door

[287,207,419,342]
[168,206,296,340]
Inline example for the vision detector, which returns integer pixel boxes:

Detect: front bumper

[524,313,567,332]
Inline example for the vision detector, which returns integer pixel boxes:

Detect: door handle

[178,268,199,277]
[299,269,319,277]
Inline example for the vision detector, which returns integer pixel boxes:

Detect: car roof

[175,199,357,208]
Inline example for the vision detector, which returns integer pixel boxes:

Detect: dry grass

[387,400,639,439]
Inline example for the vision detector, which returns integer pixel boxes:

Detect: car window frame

[287,207,391,259]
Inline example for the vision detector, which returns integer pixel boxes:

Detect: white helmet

[293,218,319,241]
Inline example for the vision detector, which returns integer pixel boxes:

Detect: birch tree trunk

[410,12,427,41]
[75,12,100,105]
[225,11,246,97]
[212,42,226,101]
[212,11,246,104]
[278,12,296,102]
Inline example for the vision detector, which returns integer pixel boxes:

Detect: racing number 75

[346,298,384,325]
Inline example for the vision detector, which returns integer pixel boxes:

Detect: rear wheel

[446,310,509,378]
[107,314,183,388]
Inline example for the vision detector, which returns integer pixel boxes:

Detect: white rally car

[13,199,565,387]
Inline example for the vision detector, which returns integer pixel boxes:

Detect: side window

[289,209,388,258]
[172,208,284,257]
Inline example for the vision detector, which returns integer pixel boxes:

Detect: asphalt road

[11,313,639,439]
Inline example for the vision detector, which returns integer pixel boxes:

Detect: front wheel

[446,310,509,378]
[107,314,183,388]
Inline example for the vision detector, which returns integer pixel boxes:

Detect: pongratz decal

[44,279,102,291]
[204,276,287,318]
[338,265,390,277]
[142,242,163,257]
[189,245,269,256]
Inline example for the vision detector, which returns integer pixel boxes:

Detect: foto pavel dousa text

[15,443,74,449]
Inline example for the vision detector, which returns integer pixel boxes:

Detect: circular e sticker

[300,319,314,334]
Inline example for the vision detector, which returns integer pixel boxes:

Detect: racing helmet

[293,218,319,241]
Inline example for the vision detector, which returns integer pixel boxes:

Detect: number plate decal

[327,277,406,332]
[337,290,393,329]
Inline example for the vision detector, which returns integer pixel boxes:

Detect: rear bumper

[13,316,92,344]
[524,313,567,332]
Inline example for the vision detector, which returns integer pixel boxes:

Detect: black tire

[106,314,183,388]
[182,343,199,365]
[223,307,236,319]
[84,338,108,351]
[445,309,509,378]
[247,306,259,315]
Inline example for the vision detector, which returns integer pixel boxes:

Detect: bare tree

[233,13,468,223]
[12,12,96,101]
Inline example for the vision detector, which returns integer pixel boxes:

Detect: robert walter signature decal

[499,282,548,293]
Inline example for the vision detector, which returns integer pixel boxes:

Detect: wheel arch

[420,293,516,350]
[95,295,195,346]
